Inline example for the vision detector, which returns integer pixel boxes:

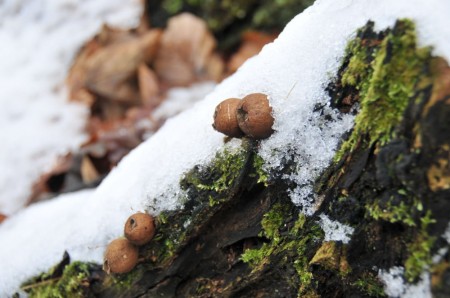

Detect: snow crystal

[1,0,450,295]
[0,0,142,215]
[379,267,432,298]
[319,214,354,244]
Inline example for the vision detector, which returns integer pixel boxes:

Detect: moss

[149,210,186,264]
[335,19,433,161]
[182,147,247,195]
[149,0,313,33]
[147,145,252,265]
[241,204,324,295]
[326,18,445,294]
[250,154,269,186]
[102,268,143,291]
[22,262,93,298]
[365,192,421,227]
[352,274,386,297]
[405,210,437,282]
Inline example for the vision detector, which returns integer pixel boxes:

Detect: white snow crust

[0,0,142,215]
[319,214,354,244]
[1,0,450,295]
[379,267,432,298]
[152,82,216,121]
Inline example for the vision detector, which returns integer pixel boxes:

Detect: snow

[380,223,450,298]
[0,0,142,215]
[318,214,354,244]
[379,267,432,298]
[1,0,450,295]
[152,82,216,121]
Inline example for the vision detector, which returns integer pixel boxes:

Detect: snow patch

[319,214,354,244]
[153,82,216,121]
[0,0,142,215]
[379,267,432,298]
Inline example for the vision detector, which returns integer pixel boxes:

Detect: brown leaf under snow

[154,13,224,86]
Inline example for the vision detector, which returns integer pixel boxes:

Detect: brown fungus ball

[124,212,156,246]
[212,98,244,138]
[103,238,139,274]
[237,93,274,139]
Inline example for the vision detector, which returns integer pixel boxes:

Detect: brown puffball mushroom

[237,93,274,139]
[212,98,245,138]
[124,212,156,246]
[103,238,139,274]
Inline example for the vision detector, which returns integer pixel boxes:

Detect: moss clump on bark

[241,203,325,296]
[22,261,95,298]
[324,18,450,291]
[335,20,432,161]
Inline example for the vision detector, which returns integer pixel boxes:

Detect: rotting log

[21,19,450,298]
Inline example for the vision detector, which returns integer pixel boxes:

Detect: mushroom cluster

[213,93,274,139]
[103,212,156,274]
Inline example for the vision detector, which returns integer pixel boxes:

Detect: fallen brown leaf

[228,31,277,73]
[154,13,224,86]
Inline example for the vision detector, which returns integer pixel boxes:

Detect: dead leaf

[81,156,100,184]
[138,63,160,107]
[154,13,224,86]
[67,29,162,104]
[228,31,277,73]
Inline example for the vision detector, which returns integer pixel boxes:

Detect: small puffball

[103,238,139,274]
[124,212,156,246]
[237,93,274,139]
[212,98,244,138]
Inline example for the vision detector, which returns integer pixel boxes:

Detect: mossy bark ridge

[21,20,450,297]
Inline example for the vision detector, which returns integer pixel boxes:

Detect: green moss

[366,194,421,227]
[335,20,433,161]
[104,268,143,291]
[241,205,324,295]
[241,204,286,267]
[405,210,437,282]
[23,262,93,298]
[250,154,269,186]
[183,147,247,194]
[150,211,185,263]
[352,274,386,297]
[151,0,313,32]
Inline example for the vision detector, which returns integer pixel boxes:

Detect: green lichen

[335,19,433,161]
[23,262,93,298]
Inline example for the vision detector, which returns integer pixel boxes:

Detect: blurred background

[0,0,314,221]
